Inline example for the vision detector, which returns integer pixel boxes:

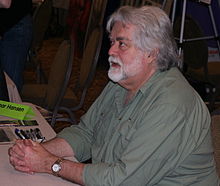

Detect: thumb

[23,139,35,146]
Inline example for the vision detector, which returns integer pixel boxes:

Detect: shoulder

[142,68,208,117]
[156,68,200,109]
[99,81,123,98]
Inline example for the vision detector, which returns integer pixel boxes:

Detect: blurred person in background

[0,0,33,92]
[0,0,11,8]
[66,0,91,58]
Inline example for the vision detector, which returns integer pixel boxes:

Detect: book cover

[0,120,38,127]
[0,128,16,143]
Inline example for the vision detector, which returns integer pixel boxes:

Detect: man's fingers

[23,139,34,146]
[14,165,34,174]
[9,156,26,167]
[8,146,24,161]
[10,145,25,158]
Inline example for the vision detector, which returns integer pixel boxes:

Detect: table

[0,103,79,186]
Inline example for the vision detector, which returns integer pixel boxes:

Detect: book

[0,129,10,142]
[0,119,38,127]
[0,128,16,143]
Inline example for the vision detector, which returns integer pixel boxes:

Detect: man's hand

[0,0,11,8]
[8,138,85,185]
[8,139,57,174]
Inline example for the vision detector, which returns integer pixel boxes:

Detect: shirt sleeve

[83,103,207,186]
[57,82,115,162]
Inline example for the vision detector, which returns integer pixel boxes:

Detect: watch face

[52,164,61,172]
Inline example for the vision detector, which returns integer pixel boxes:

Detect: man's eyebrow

[109,36,131,42]
[116,37,131,41]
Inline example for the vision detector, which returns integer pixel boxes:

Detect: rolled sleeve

[57,82,115,162]
[57,123,92,162]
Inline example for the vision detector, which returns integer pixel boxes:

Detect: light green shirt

[58,67,219,186]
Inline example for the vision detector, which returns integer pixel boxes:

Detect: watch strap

[51,158,63,176]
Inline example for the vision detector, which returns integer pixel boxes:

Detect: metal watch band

[51,158,63,176]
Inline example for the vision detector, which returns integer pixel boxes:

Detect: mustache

[108,56,122,65]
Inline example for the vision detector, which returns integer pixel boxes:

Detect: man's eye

[119,41,126,48]
[110,40,114,46]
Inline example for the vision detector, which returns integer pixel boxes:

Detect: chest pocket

[92,112,106,144]
[115,118,137,156]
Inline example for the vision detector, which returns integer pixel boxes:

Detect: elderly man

[9,5,219,185]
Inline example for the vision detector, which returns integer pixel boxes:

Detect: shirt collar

[112,69,167,109]
[139,70,161,94]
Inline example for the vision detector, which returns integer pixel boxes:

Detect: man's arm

[42,137,75,157]
[0,0,11,8]
[39,138,86,185]
[50,158,85,185]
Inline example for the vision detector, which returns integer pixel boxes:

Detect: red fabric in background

[66,0,91,58]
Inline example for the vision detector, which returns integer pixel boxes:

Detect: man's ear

[145,48,159,64]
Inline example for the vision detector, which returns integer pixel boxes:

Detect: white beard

[108,56,125,82]
[108,55,143,82]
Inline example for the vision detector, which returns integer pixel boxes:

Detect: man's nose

[108,43,118,56]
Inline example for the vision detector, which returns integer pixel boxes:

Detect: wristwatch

[51,158,63,176]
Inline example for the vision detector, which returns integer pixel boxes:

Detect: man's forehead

[109,22,135,41]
